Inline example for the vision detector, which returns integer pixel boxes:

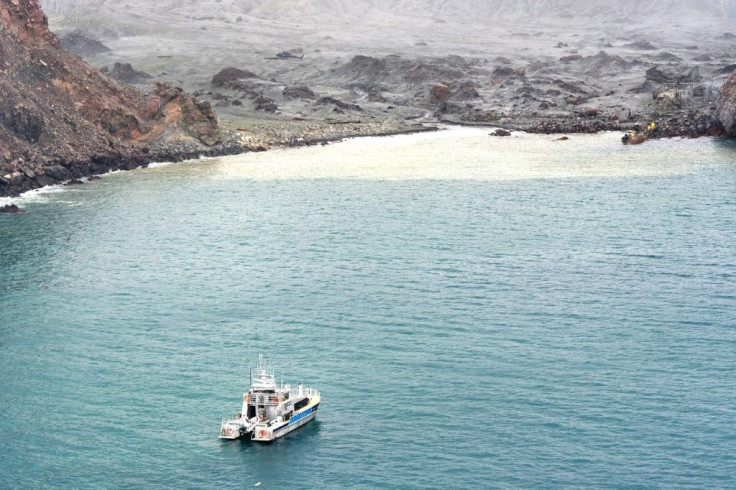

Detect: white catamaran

[220,355,321,442]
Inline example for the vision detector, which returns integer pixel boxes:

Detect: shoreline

[1,112,728,205]
[0,121,439,202]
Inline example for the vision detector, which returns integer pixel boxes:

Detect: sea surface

[1,128,735,488]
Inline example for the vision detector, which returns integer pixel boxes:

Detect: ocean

[1,128,735,488]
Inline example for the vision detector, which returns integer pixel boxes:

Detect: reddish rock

[712,70,736,136]
[430,83,450,103]
[0,0,222,196]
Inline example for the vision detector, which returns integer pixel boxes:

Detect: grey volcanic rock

[713,71,736,135]
[316,96,363,112]
[579,51,632,74]
[334,55,475,89]
[624,40,657,50]
[109,62,152,84]
[283,86,316,99]
[43,164,69,181]
[0,203,25,213]
[59,29,110,56]
[211,67,258,89]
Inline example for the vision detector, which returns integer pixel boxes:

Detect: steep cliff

[0,0,220,196]
[712,71,736,137]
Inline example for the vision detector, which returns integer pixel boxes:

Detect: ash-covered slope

[0,0,220,197]
[42,0,733,22]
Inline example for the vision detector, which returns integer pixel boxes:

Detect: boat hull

[251,402,319,442]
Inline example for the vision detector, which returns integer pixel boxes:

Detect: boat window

[293,398,309,411]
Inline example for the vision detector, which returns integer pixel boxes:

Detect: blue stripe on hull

[273,402,320,434]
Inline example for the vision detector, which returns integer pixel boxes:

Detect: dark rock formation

[452,80,480,101]
[646,65,700,85]
[211,67,258,89]
[0,203,25,213]
[59,30,111,57]
[624,40,657,50]
[283,86,316,99]
[109,62,152,84]
[334,55,475,88]
[712,71,736,136]
[490,129,511,136]
[253,95,277,113]
[316,96,363,112]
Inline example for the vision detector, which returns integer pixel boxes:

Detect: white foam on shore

[213,127,711,182]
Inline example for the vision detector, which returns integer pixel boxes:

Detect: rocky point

[0,0,229,197]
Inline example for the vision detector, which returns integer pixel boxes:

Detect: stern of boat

[220,418,252,440]
[251,425,274,442]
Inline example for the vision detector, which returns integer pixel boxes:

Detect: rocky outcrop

[283,86,316,99]
[59,30,110,57]
[429,82,450,103]
[0,203,25,213]
[0,0,223,197]
[211,67,258,89]
[712,70,736,136]
[107,62,152,84]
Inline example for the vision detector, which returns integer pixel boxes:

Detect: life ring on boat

[259,430,266,437]
[273,396,279,403]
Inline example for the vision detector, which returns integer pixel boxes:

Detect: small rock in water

[87,175,102,181]
[0,204,25,214]
[490,129,511,137]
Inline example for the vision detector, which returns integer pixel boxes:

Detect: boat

[220,354,321,442]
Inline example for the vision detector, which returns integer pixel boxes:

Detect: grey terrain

[41,0,736,137]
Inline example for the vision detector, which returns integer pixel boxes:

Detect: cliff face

[0,0,219,196]
[712,71,736,137]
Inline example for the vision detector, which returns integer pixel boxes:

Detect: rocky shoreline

[5,0,736,204]
[0,118,438,200]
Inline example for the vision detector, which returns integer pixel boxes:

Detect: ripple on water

[1,128,735,488]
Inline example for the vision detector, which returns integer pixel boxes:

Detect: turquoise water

[1,129,735,488]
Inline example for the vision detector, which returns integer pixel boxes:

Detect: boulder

[0,204,25,213]
[211,67,258,89]
[43,164,69,181]
[59,30,111,57]
[316,96,362,112]
[35,175,57,187]
[452,81,480,101]
[490,129,511,137]
[712,71,736,136]
[109,62,152,84]
[429,83,450,103]
[283,86,316,99]
[253,95,277,113]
